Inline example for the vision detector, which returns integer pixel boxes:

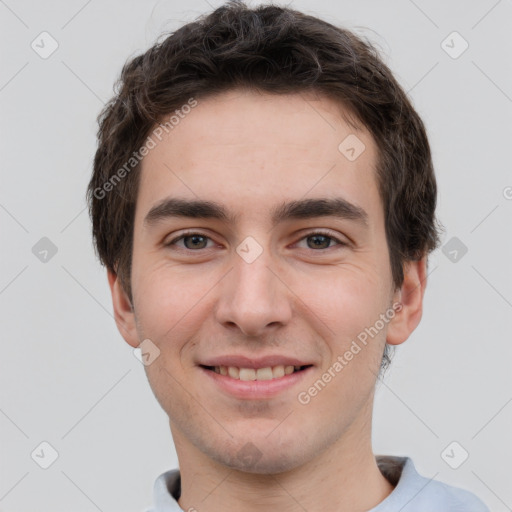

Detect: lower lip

[200,366,313,400]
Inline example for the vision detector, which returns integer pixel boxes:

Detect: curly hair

[87,1,443,371]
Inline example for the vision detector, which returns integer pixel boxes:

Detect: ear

[107,269,139,348]
[386,256,428,346]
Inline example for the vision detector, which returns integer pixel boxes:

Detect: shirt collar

[150,455,412,511]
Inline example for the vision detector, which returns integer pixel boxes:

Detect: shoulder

[420,477,490,511]
[374,456,490,512]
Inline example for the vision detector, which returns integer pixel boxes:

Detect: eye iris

[184,235,207,249]
[308,234,331,249]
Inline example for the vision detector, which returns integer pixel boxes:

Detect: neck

[172,411,394,512]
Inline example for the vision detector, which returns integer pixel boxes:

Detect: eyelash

[165,230,347,252]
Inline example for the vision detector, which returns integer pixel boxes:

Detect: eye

[296,231,347,250]
[166,232,215,250]
[165,230,347,252]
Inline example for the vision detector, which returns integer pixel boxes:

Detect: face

[110,90,425,474]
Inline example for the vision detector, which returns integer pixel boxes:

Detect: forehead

[136,90,382,226]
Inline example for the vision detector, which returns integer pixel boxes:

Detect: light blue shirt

[146,455,489,511]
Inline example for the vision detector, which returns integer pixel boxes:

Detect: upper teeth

[213,365,302,381]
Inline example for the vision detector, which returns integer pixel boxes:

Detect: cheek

[134,260,186,316]
[132,262,219,351]
[299,264,388,340]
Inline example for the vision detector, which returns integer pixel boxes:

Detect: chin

[243,457,305,475]
[207,437,311,475]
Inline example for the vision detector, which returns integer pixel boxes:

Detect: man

[87,2,489,510]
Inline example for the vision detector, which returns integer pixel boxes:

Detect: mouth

[199,362,314,400]
[200,364,312,381]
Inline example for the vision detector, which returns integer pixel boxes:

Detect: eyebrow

[143,197,369,229]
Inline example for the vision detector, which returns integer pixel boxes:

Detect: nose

[214,248,293,337]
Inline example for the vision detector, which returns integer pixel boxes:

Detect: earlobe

[107,269,140,348]
[386,257,428,346]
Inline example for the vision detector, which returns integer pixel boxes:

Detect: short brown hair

[87,1,443,370]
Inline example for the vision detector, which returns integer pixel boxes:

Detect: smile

[202,365,311,381]
[200,363,314,400]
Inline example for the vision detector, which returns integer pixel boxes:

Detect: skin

[108,89,427,512]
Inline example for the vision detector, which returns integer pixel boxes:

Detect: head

[87,2,442,473]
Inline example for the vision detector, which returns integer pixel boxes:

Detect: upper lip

[199,355,312,369]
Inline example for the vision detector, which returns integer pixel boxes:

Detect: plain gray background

[1,0,511,510]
